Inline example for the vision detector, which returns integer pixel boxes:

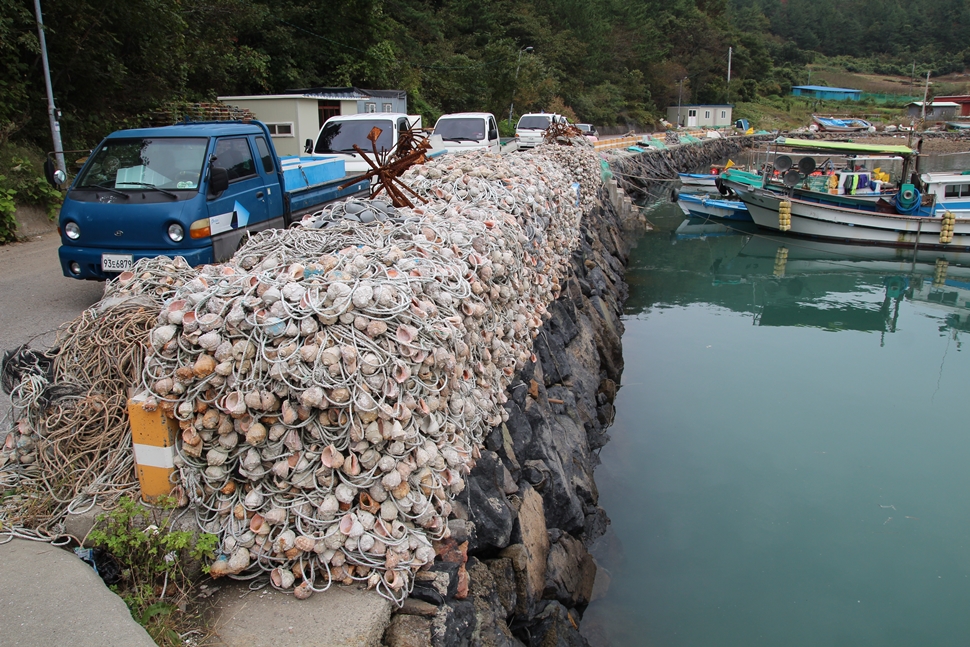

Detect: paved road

[0,232,103,411]
[0,234,159,644]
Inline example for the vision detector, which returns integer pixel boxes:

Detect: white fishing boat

[736,187,970,249]
[678,172,717,187]
[676,192,750,221]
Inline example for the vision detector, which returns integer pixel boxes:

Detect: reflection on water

[583,203,970,647]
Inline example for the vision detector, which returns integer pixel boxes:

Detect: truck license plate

[101,253,134,272]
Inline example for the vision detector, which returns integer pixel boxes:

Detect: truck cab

[515,112,567,149]
[58,121,366,280]
[309,113,420,175]
[429,112,500,154]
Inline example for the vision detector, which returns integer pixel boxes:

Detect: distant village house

[666,104,733,128]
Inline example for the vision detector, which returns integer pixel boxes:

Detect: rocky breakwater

[381,173,638,647]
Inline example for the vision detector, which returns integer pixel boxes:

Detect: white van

[515,113,567,149]
[308,113,421,175]
[430,112,500,154]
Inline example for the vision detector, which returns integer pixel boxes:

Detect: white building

[666,104,734,129]
[218,88,408,156]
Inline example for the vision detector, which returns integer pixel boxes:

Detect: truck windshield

[433,118,486,142]
[76,138,207,191]
[517,116,552,130]
[315,120,395,154]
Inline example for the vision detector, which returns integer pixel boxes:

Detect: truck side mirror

[304,139,314,154]
[209,166,229,195]
[488,129,498,141]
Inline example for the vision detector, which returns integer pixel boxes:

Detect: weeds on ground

[87,495,218,646]
[0,141,64,242]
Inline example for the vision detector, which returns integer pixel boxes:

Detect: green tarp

[775,137,915,156]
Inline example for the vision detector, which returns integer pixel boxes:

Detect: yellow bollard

[128,391,179,502]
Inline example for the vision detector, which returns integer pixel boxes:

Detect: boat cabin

[921,172,970,214]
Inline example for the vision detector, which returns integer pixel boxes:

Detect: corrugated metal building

[933,95,970,117]
[791,85,862,101]
[907,101,960,120]
[218,88,408,156]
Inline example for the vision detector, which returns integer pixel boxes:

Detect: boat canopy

[774,137,915,156]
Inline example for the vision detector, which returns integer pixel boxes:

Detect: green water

[582,203,970,647]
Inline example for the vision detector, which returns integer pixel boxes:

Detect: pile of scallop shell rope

[136,144,600,603]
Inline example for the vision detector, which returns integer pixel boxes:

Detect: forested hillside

[2,0,969,150]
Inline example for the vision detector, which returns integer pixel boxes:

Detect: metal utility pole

[677,77,686,127]
[33,0,66,182]
[727,47,732,104]
[921,70,931,121]
[508,46,534,129]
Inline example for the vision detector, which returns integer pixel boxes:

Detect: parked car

[309,113,421,174]
[430,112,501,154]
[576,123,598,141]
[56,120,368,280]
[515,112,568,149]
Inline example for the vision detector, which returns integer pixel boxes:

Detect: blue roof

[792,85,861,93]
[106,122,265,139]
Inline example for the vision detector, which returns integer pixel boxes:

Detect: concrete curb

[0,539,157,647]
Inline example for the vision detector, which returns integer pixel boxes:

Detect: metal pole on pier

[33,0,66,183]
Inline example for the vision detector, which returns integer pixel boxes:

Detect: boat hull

[678,173,717,187]
[677,193,751,221]
[737,188,970,249]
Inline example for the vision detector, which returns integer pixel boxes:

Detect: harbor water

[582,201,970,646]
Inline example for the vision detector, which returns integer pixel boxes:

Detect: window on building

[265,123,293,137]
[318,102,340,128]
[365,102,377,113]
[382,103,393,112]
[721,110,727,118]
[705,111,711,119]
[213,138,256,182]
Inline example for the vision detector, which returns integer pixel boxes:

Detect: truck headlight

[65,221,80,240]
[168,223,185,242]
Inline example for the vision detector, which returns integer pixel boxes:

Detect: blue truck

[56,120,368,280]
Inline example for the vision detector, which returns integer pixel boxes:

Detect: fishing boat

[676,192,751,221]
[718,138,905,206]
[945,121,970,131]
[812,115,873,132]
[734,187,970,249]
[921,172,970,216]
[678,172,718,187]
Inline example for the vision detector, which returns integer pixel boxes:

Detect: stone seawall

[382,183,640,647]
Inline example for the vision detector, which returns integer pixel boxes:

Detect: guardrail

[593,136,642,151]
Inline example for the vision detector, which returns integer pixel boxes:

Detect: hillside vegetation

[2,0,969,152]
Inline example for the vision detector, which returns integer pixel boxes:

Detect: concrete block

[207,580,393,647]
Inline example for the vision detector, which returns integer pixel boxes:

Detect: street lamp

[508,46,534,129]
